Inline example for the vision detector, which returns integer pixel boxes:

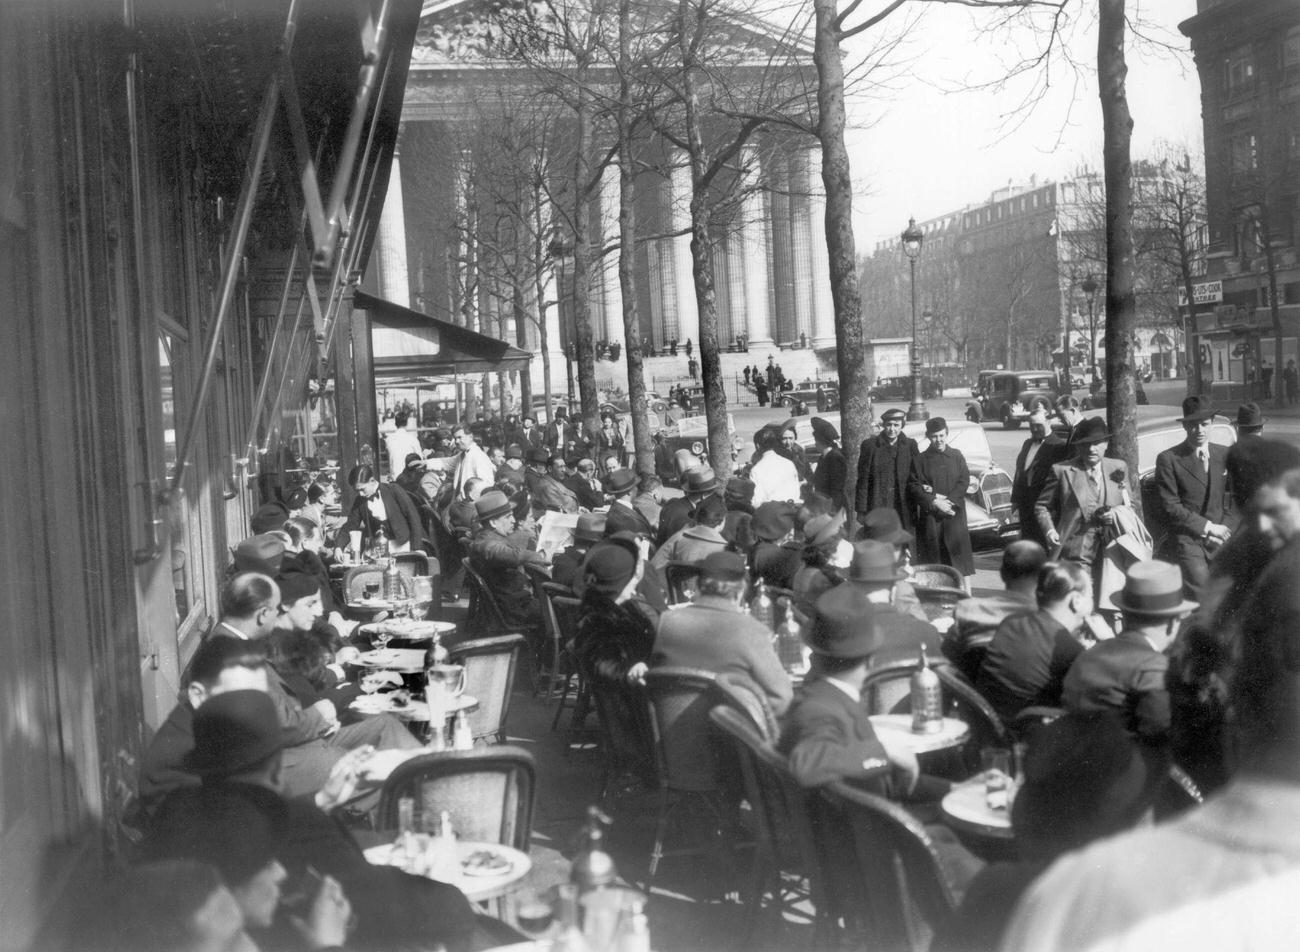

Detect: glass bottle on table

[553,884,591,952]
[750,580,775,631]
[910,644,944,734]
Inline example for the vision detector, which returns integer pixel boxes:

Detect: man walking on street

[1012,408,1062,547]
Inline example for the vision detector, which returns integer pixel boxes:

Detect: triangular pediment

[411,0,814,70]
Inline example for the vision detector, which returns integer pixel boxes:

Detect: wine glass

[372,628,393,660]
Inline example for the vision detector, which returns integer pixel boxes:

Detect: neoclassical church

[368,0,841,401]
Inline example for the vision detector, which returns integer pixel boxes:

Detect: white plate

[353,648,427,672]
[360,619,456,641]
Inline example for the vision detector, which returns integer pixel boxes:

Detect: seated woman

[573,533,658,685]
[265,627,361,721]
[281,517,337,615]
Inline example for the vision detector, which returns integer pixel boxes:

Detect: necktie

[1198,449,1209,473]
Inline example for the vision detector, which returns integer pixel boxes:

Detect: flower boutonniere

[1110,467,1131,507]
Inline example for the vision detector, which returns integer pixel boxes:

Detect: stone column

[653,172,677,343]
[805,144,836,347]
[375,149,410,307]
[670,155,700,348]
[599,159,624,347]
[788,149,815,345]
[724,234,747,348]
[768,150,795,344]
[740,147,773,347]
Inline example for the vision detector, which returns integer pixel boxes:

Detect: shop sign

[1177,281,1223,307]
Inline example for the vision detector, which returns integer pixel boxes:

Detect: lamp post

[1081,273,1098,393]
[901,217,928,421]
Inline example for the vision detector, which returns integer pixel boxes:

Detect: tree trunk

[1099,0,1140,511]
[532,177,554,419]
[813,0,870,516]
[572,86,599,433]
[619,0,654,479]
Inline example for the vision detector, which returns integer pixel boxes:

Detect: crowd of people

[96,385,1300,950]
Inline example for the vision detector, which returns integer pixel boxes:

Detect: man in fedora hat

[604,468,656,538]
[467,489,548,628]
[551,511,606,589]
[1062,559,1195,742]
[1235,401,1265,439]
[860,507,928,622]
[910,417,975,579]
[817,540,937,671]
[810,416,847,509]
[522,445,551,496]
[855,407,920,536]
[655,466,717,546]
[652,550,792,715]
[1154,395,1231,598]
[1011,408,1063,547]
[650,493,729,572]
[1035,416,1132,593]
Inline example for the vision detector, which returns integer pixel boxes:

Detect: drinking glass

[981,748,1012,811]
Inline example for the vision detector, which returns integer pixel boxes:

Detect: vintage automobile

[775,380,839,415]
[599,391,670,419]
[870,375,943,402]
[790,416,1015,544]
[967,370,1059,429]
[659,412,744,484]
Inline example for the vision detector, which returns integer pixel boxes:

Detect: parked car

[600,391,670,418]
[790,416,1015,543]
[776,380,838,415]
[660,412,743,484]
[870,375,943,402]
[967,370,1059,429]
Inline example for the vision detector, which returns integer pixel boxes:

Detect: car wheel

[1002,406,1020,429]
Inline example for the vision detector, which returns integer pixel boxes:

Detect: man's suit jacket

[1035,457,1128,562]
[1062,630,1170,742]
[1012,435,1065,512]
[606,499,655,538]
[532,474,579,514]
[1153,441,1230,548]
[777,677,891,790]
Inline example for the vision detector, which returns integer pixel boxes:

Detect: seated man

[944,540,1045,680]
[859,507,928,622]
[650,493,730,573]
[976,561,1091,722]
[750,501,802,590]
[1063,560,1195,743]
[604,468,657,538]
[466,489,549,629]
[551,511,606,589]
[816,540,938,672]
[143,691,491,952]
[652,550,793,717]
[656,468,717,546]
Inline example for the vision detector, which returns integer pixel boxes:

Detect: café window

[1231,132,1259,182]
[1225,45,1256,98]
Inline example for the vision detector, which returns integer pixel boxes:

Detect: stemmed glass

[372,628,393,661]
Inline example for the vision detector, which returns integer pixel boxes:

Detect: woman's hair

[348,463,377,488]
[1036,561,1091,606]
[265,629,330,689]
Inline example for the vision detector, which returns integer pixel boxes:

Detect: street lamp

[901,217,928,421]
[1081,273,1098,392]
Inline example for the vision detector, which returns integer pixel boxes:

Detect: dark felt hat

[232,533,286,575]
[575,512,607,544]
[683,468,719,495]
[1109,560,1197,617]
[505,443,523,460]
[474,490,515,523]
[578,534,640,597]
[1179,395,1217,423]
[1237,402,1264,429]
[1011,710,1166,862]
[804,511,845,548]
[724,477,756,504]
[250,501,290,535]
[861,508,913,545]
[184,690,283,778]
[805,586,880,659]
[526,446,550,465]
[846,539,906,584]
[275,569,319,604]
[1071,416,1111,445]
[924,417,948,437]
[811,417,839,443]
[601,468,638,495]
[751,501,796,541]
[701,550,747,582]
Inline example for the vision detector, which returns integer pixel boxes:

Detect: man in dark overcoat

[854,408,919,535]
[908,417,974,578]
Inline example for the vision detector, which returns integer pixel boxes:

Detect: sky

[842,0,1206,251]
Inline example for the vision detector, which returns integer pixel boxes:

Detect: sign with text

[1177,281,1223,307]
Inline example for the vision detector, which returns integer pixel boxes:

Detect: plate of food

[360,619,456,641]
[352,648,426,672]
[461,847,514,878]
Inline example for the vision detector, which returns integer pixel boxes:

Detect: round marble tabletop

[867,714,971,754]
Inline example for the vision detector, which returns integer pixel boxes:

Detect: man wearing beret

[909,417,975,579]
[467,489,548,629]
[855,408,919,538]
[652,551,792,716]
[1153,396,1232,598]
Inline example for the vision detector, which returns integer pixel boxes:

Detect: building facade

[1181,0,1300,400]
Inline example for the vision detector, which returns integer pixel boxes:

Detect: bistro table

[363,839,533,903]
[940,775,1018,862]
[867,714,970,755]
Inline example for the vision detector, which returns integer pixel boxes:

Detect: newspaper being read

[535,511,580,561]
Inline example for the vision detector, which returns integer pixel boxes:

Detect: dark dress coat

[813,445,849,510]
[1062,630,1170,743]
[751,540,803,590]
[655,496,696,546]
[1011,434,1064,546]
[778,678,892,791]
[340,482,424,551]
[466,525,546,627]
[909,444,974,576]
[606,499,655,538]
[976,609,1084,721]
[855,434,920,529]
[1153,441,1230,598]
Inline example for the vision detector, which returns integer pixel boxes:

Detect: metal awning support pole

[167,0,302,499]
[241,243,303,465]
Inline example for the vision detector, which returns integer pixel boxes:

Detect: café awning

[354,289,534,376]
